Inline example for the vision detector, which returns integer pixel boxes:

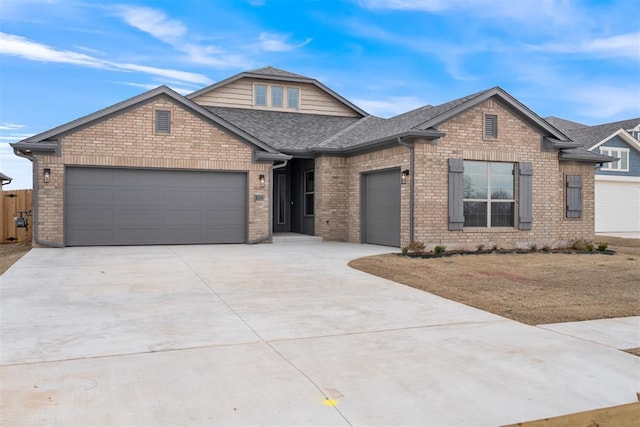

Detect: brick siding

[32,95,270,245]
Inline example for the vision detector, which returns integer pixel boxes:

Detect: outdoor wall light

[43,168,51,184]
[401,169,410,185]
[259,174,265,188]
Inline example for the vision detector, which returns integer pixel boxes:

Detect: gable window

[304,170,314,216]
[255,84,267,106]
[271,86,283,107]
[484,114,498,139]
[600,147,629,172]
[463,161,514,227]
[155,110,171,133]
[287,87,299,109]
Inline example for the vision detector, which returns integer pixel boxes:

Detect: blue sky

[1,0,639,189]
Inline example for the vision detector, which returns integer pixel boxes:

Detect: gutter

[11,147,65,248]
[397,137,414,244]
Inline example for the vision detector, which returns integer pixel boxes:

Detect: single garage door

[362,169,400,247]
[595,179,640,233]
[65,168,246,246]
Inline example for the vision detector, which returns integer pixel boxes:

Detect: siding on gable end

[448,158,464,231]
[566,175,583,218]
[596,134,640,178]
[191,78,361,117]
[518,162,533,230]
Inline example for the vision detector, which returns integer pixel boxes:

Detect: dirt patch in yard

[349,236,640,325]
[0,243,31,275]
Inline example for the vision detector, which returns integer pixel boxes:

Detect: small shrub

[434,245,446,254]
[401,246,409,256]
[491,244,499,252]
[542,245,551,252]
[597,242,608,252]
[476,244,485,252]
[586,243,594,252]
[410,241,426,255]
[529,243,537,252]
[571,239,591,251]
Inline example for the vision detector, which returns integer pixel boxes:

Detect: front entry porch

[272,158,315,236]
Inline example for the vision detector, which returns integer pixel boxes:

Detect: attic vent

[484,114,497,139]
[155,110,171,133]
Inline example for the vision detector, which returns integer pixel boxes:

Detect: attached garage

[361,169,401,247]
[65,168,247,246]
[595,178,640,233]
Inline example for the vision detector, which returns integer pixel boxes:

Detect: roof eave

[315,129,445,156]
[544,137,583,149]
[559,151,615,163]
[10,141,59,154]
[254,151,293,162]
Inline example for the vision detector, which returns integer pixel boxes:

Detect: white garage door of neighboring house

[65,168,247,246]
[595,178,640,233]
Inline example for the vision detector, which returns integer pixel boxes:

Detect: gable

[191,76,362,117]
[61,96,253,160]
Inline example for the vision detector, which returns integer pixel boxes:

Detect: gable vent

[155,110,171,133]
[484,114,497,138]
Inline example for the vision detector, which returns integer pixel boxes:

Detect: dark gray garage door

[65,168,246,246]
[362,169,400,247]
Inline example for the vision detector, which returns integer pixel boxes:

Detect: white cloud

[528,32,640,60]
[115,5,187,44]
[0,32,212,85]
[257,33,312,52]
[0,123,25,130]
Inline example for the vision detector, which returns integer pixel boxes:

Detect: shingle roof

[553,117,640,149]
[544,116,588,132]
[0,172,12,182]
[247,66,308,79]
[207,106,361,151]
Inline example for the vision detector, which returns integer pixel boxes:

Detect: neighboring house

[12,66,610,248]
[0,172,12,186]
[547,117,640,234]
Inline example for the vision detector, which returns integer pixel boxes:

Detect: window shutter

[155,110,171,133]
[566,175,583,218]
[518,162,533,230]
[448,158,464,230]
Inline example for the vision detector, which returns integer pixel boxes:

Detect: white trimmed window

[271,86,283,107]
[254,84,267,106]
[287,87,299,109]
[254,83,300,109]
[600,147,629,171]
[463,161,515,227]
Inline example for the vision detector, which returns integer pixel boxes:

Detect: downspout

[12,148,64,248]
[397,137,414,244]
[247,159,288,244]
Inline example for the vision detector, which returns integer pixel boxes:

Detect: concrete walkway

[539,317,640,350]
[1,243,638,426]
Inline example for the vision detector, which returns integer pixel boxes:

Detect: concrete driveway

[1,242,638,426]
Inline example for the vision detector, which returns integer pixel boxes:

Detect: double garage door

[65,168,247,246]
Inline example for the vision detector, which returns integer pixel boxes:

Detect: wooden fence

[1,189,33,243]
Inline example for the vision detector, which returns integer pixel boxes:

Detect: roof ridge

[246,66,309,79]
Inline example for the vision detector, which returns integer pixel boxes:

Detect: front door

[273,170,290,232]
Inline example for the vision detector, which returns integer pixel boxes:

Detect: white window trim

[253,82,300,110]
[600,147,630,172]
[463,161,515,228]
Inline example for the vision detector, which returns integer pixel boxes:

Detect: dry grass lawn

[349,236,640,325]
[0,242,31,275]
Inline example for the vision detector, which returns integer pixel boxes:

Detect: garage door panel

[65,168,247,246]
[363,169,400,247]
[595,181,640,233]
